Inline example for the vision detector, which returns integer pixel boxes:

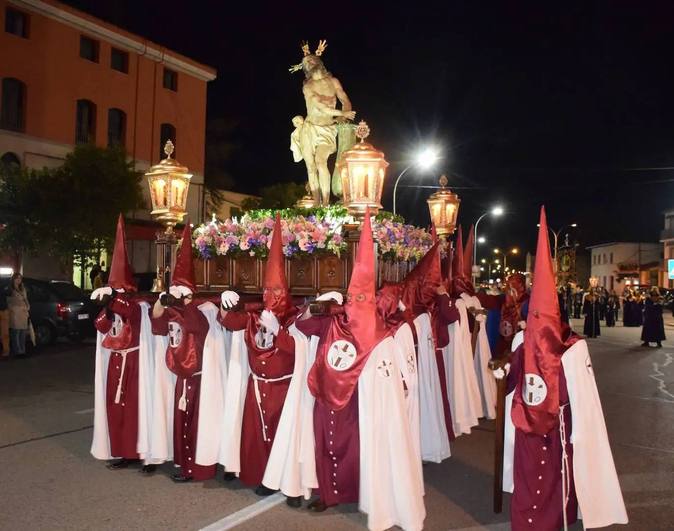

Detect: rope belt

[559,404,571,531]
[251,372,293,442]
[178,371,203,412]
[112,347,139,404]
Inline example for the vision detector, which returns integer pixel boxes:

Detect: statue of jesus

[289,41,356,206]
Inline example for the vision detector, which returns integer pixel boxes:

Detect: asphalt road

[0,320,672,531]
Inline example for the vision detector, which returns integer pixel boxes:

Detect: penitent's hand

[90,286,113,300]
[317,291,344,305]
[221,290,240,309]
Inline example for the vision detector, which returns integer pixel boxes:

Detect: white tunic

[444,298,482,435]
[413,313,451,463]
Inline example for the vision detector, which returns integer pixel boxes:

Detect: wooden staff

[488,355,510,514]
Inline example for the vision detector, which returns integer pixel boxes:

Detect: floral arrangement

[192,206,434,262]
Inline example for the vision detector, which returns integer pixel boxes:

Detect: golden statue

[289,40,356,205]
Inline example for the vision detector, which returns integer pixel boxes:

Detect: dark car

[0,277,96,346]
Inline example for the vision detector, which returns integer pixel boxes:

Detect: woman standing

[583,289,601,338]
[7,273,30,357]
[641,289,666,348]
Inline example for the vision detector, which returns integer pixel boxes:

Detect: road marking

[649,351,674,401]
[0,425,93,450]
[615,441,674,455]
[75,408,95,414]
[199,493,285,531]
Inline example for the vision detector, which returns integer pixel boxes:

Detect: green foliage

[241,182,307,211]
[0,144,144,268]
[243,204,349,221]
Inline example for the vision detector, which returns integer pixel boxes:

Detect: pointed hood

[263,213,292,317]
[430,224,438,243]
[345,208,388,349]
[463,224,475,279]
[451,225,475,296]
[401,241,442,315]
[107,214,136,292]
[511,206,572,435]
[171,223,196,293]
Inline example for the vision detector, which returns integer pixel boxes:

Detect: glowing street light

[478,236,486,244]
[392,146,441,215]
[473,205,504,280]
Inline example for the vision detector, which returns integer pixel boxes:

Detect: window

[107,108,126,147]
[602,254,606,264]
[110,48,128,73]
[610,276,614,291]
[80,36,99,62]
[1,78,26,132]
[163,68,178,91]
[75,99,96,144]
[159,123,176,160]
[5,7,28,38]
[1,152,21,170]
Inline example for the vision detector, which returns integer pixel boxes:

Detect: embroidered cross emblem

[377,359,393,378]
[327,340,357,371]
[109,314,123,338]
[168,321,183,348]
[407,354,416,374]
[523,373,547,406]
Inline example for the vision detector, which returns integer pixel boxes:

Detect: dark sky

[64,0,674,267]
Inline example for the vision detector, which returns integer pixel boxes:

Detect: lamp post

[338,121,389,222]
[145,140,192,291]
[537,222,578,271]
[392,147,439,215]
[493,247,519,272]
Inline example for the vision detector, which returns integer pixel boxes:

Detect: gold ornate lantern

[146,140,192,231]
[338,121,389,220]
[426,175,460,237]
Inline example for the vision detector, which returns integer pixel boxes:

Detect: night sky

[63,0,674,268]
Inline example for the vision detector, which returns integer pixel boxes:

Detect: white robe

[91,301,158,463]
[391,322,424,494]
[357,336,426,531]
[413,313,450,463]
[148,333,175,463]
[195,302,229,466]
[444,298,482,435]
[462,293,497,419]
[262,324,318,499]
[503,336,628,528]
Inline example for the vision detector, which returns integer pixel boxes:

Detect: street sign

[668,259,674,280]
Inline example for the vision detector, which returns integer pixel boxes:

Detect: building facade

[587,242,661,293]
[0,0,216,283]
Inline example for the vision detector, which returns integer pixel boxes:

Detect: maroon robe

[218,310,295,486]
[507,345,578,530]
[433,293,461,441]
[94,294,141,459]
[151,303,215,480]
[297,316,360,507]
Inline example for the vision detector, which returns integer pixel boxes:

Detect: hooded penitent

[510,207,575,435]
[462,224,475,279]
[451,226,475,297]
[500,273,528,341]
[107,214,136,292]
[401,241,443,316]
[307,208,390,410]
[171,223,197,293]
[263,214,293,318]
[376,282,404,330]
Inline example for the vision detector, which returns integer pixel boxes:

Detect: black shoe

[254,484,277,496]
[140,464,157,474]
[171,472,193,483]
[286,496,302,508]
[307,498,329,512]
[223,471,236,482]
[642,342,650,347]
[106,458,139,470]
[657,342,663,348]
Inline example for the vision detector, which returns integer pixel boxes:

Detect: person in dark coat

[641,289,666,347]
[635,292,644,326]
[573,287,583,319]
[622,289,636,327]
[583,289,601,338]
[606,291,619,327]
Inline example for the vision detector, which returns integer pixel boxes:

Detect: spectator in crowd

[641,288,665,348]
[0,281,9,359]
[583,288,601,338]
[7,273,30,357]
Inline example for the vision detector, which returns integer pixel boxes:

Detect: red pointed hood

[263,214,292,317]
[451,225,475,296]
[463,224,475,279]
[401,241,442,314]
[376,282,403,323]
[107,214,136,292]
[430,224,438,243]
[511,206,572,436]
[171,223,196,293]
[345,208,388,348]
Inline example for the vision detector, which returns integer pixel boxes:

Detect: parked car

[0,277,96,346]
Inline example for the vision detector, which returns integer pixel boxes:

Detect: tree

[240,182,306,211]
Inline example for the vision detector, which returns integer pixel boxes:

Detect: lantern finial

[439,174,448,187]
[355,121,371,143]
[163,140,175,159]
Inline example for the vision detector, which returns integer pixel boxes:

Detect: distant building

[586,242,661,292]
[0,0,216,284]
[207,190,261,221]
[660,210,674,288]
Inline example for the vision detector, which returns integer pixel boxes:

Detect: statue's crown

[289,40,327,73]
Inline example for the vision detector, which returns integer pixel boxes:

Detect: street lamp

[473,205,504,274]
[493,247,518,271]
[392,146,440,215]
[537,222,578,270]
[338,121,389,221]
